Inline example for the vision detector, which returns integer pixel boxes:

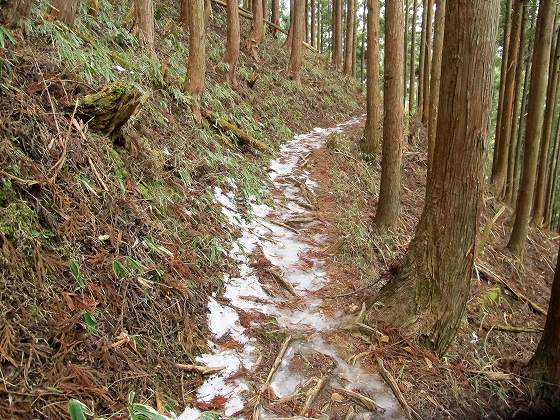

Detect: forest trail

[180,117,402,419]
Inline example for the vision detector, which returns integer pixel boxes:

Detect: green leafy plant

[68,399,93,420]
[112,260,130,278]
[127,391,169,420]
[69,260,85,289]
[0,26,16,49]
[82,311,97,333]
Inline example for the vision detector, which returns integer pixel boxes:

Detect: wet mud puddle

[179,118,402,419]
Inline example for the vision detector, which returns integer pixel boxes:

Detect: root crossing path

[179,118,402,419]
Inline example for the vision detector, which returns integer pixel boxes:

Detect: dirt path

[179,117,402,419]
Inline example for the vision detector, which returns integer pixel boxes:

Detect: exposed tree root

[175,363,224,375]
[333,387,385,412]
[300,376,328,415]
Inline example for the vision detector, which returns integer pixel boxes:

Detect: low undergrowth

[0,1,363,418]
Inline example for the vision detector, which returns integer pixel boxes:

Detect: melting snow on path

[178,117,402,419]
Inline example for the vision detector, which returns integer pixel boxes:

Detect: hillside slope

[0,1,363,417]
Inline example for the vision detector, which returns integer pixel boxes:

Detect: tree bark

[360,0,366,83]
[491,0,524,197]
[246,0,265,59]
[284,0,294,47]
[545,121,560,227]
[204,0,213,22]
[287,0,305,81]
[5,0,32,28]
[403,0,408,107]
[426,0,444,174]
[533,17,560,226]
[376,0,499,355]
[51,0,77,27]
[409,0,417,116]
[185,0,206,120]
[492,0,513,180]
[133,0,155,53]
[360,0,380,157]
[271,0,280,37]
[343,0,356,75]
[528,245,560,400]
[375,0,404,229]
[416,0,428,117]
[311,0,316,47]
[180,0,190,32]
[508,0,556,256]
[333,0,343,70]
[223,0,240,86]
[506,2,529,204]
[420,0,433,124]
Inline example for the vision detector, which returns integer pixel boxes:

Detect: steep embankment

[0,1,363,417]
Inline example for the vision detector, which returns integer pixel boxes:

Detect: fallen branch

[376,356,421,420]
[175,363,224,376]
[264,268,298,297]
[300,376,328,415]
[264,335,293,387]
[476,261,547,316]
[269,218,300,233]
[0,170,40,187]
[333,388,384,412]
[479,323,543,334]
[200,107,269,153]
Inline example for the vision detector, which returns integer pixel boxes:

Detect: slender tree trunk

[508,0,556,256]
[305,0,309,43]
[246,0,264,59]
[185,0,206,121]
[272,0,280,37]
[426,0,445,174]
[311,0,317,47]
[360,0,380,156]
[287,0,305,81]
[533,18,560,225]
[318,0,323,52]
[409,0,417,116]
[421,0,433,124]
[224,0,241,86]
[492,0,525,197]
[51,0,77,26]
[545,121,560,227]
[492,0,513,179]
[417,0,428,116]
[404,0,409,107]
[204,0,212,22]
[133,0,155,53]
[528,245,560,399]
[180,0,190,32]
[333,0,343,70]
[375,0,405,229]
[285,0,295,47]
[360,0,366,83]
[263,0,268,22]
[343,0,356,75]
[5,0,32,28]
[376,0,499,355]
[506,3,529,204]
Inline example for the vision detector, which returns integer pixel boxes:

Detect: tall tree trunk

[409,0,417,116]
[311,0,317,47]
[333,0,343,70]
[246,0,264,59]
[491,0,524,197]
[360,0,366,83]
[305,0,309,43]
[133,0,155,53]
[223,0,240,86]
[284,0,294,48]
[528,245,560,398]
[376,0,499,355]
[508,0,556,256]
[506,2,529,204]
[5,0,32,28]
[533,17,560,225]
[185,0,206,121]
[204,0,212,22]
[51,0,77,26]
[492,0,513,179]
[420,0,433,124]
[180,0,190,32]
[287,0,305,81]
[426,0,445,174]
[404,0,409,107]
[545,121,560,227]
[416,0,428,116]
[360,0,380,156]
[263,0,268,22]
[375,0,405,229]
[272,0,280,37]
[343,0,356,75]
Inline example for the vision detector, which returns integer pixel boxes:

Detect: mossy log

[200,108,269,153]
[68,82,143,137]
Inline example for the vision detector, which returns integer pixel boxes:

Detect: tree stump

[69,82,143,138]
